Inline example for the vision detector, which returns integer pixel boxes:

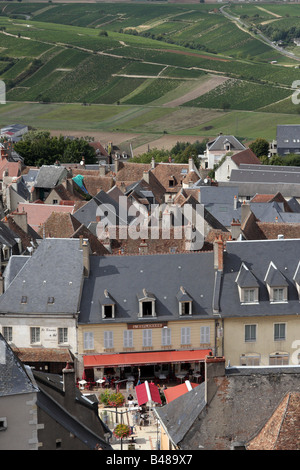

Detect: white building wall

[0,316,77,352]
[0,392,38,450]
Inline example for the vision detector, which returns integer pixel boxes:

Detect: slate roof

[230,168,300,184]
[235,262,259,288]
[155,382,206,447]
[218,180,300,200]
[78,252,215,325]
[219,239,300,317]
[0,238,83,314]
[277,125,300,150]
[73,189,134,229]
[0,333,38,397]
[34,165,67,189]
[33,369,112,450]
[207,135,245,152]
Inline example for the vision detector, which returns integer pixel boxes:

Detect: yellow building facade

[224,315,300,367]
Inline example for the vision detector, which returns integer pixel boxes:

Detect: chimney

[213,235,224,271]
[204,356,225,405]
[230,219,241,240]
[103,237,112,253]
[233,195,238,210]
[241,201,251,226]
[139,239,148,254]
[114,155,119,173]
[10,211,28,234]
[151,157,155,169]
[62,362,76,409]
[80,236,90,278]
[188,157,193,173]
[143,170,149,184]
[99,165,106,177]
[0,273,4,295]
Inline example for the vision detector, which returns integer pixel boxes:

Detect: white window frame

[102,304,115,319]
[139,300,156,318]
[3,326,12,342]
[272,288,285,303]
[58,328,68,344]
[179,301,192,316]
[274,323,286,341]
[200,326,210,344]
[181,327,191,345]
[245,324,257,342]
[30,327,40,344]
[104,330,113,349]
[143,329,152,347]
[83,331,94,350]
[161,327,171,346]
[123,330,133,348]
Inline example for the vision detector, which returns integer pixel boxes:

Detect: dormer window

[293,261,300,299]
[264,262,288,303]
[137,289,156,318]
[235,263,259,304]
[100,290,116,319]
[169,176,175,187]
[177,286,193,315]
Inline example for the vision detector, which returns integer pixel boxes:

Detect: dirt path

[163,75,229,107]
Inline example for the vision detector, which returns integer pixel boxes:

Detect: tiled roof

[17,202,75,231]
[151,162,190,192]
[0,157,21,178]
[115,161,151,183]
[247,392,300,450]
[12,347,72,363]
[231,148,261,166]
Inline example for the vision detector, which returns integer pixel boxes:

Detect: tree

[249,138,269,158]
[14,131,96,166]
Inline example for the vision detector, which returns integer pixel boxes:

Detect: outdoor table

[175,374,185,383]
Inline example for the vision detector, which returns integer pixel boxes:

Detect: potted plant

[113,424,131,450]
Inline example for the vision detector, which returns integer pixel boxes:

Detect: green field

[0,2,300,149]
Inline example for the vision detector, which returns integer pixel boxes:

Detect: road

[219,4,300,63]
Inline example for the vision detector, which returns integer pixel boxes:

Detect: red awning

[135,381,161,406]
[83,349,212,368]
[164,381,198,404]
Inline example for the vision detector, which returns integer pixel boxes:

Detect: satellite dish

[80,160,84,166]
[204,178,208,184]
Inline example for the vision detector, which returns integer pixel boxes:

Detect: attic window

[180,301,192,315]
[177,286,193,316]
[21,296,27,304]
[48,297,55,304]
[264,262,288,303]
[101,290,115,319]
[137,289,156,318]
[236,263,259,304]
[169,179,174,187]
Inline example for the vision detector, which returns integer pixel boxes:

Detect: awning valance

[83,349,212,368]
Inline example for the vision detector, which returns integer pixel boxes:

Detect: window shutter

[84,331,94,350]
[200,326,210,343]
[162,327,171,346]
[143,329,152,347]
[104,331,113,348]
[181,327,190,345]
[124,330,133,348]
